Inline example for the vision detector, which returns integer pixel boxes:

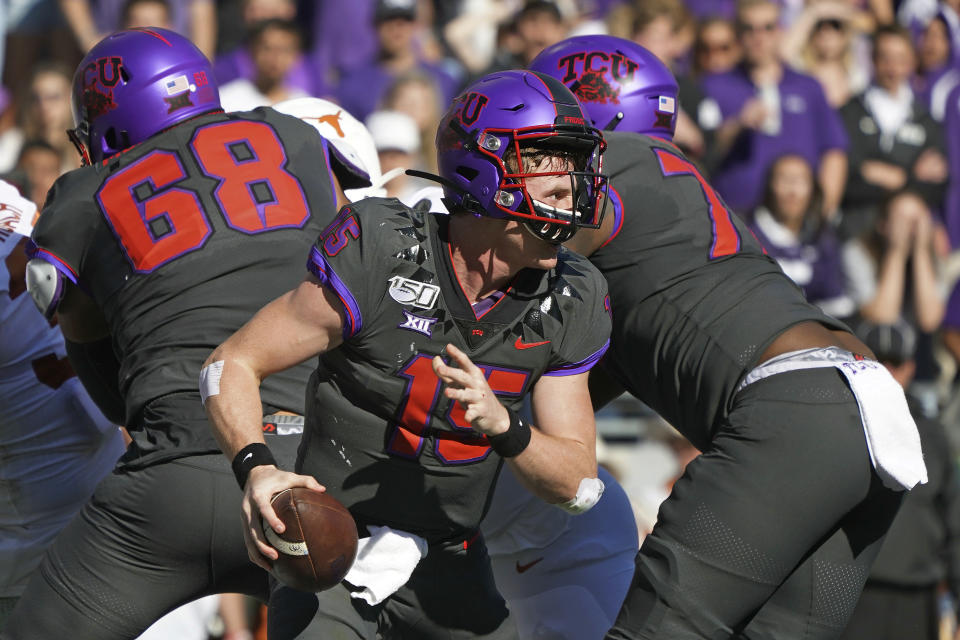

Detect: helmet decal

[456,93,489,127]
[531,36,679,139]
[70,28,221,164]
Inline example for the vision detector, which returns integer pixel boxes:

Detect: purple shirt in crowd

[748,208,854,319]
[89,0,209,36]
[941,82,960,328]
[336,61,458,123]
[683,0,737,20]
[308,0,378,89]
[700,65,849,213]
[213,49,324,99]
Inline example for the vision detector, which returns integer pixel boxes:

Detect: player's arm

[29,268,128,424]
[433,345,598,507]
[587,361,626,411]
[202,274,344,567]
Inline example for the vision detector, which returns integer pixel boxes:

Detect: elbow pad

[25,258,65,319]
[559,477,605,514]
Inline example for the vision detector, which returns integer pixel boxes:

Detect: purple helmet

[529,35,679,139]
[69,28,220,164]
[436,70,608,244]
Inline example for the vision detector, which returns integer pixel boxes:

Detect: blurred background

[5,1,960,638]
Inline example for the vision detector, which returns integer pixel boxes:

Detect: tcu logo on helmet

[457,92,489,127]
[78,56,125,118]
[556,51,640,104]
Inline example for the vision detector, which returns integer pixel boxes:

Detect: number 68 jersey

[27,108,345,460]
[300,198,611,542]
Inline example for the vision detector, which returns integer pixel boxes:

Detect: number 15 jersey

[28,108,341,464]
[299,199,611,542]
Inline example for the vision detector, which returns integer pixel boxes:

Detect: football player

[3,28,369,639]
[203,69,612,639]
[531,36,926,639]
[0,180,125,630]
[278,96,641,640]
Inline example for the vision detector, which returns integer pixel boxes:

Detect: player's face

[511,154,578,267]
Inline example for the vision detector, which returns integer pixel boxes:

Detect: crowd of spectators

[4,0,956,410]
[4,0,960,636]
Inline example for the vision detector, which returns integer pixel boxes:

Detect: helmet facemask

[495,129,609,244]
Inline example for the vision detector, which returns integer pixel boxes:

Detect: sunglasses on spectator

[814,18,845,32]
[739,21,777,34]
[700,40,735,54]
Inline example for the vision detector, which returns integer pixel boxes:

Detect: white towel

[344,525,428,605]
[738,347,927,491]
[836,358,928,490]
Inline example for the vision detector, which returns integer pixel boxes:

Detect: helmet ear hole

[104,127,119,150]
[456,166,478,181]
[104,127,131,151]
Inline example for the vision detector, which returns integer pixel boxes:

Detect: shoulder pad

[26,258,64,319]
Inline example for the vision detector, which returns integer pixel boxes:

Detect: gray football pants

[607,367,903,640]
[1,454,268,640]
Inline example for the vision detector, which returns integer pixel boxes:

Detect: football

[264,488,359,592]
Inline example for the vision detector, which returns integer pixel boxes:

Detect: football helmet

[436,69,608,244]
[69,28,221,164]
[529,35,679,139]
[271,97,382,200]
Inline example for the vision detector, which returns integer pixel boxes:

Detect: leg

[739,475,901,639]
[490,467,638,639]
[388,535,518,639]
[607,368,896,640]
[1,455,268,640]
[839,583,938,640]
[267,580,380,640]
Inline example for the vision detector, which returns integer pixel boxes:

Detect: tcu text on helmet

[556,51,639,85]
[81,57,125,90]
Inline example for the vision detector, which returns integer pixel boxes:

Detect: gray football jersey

[592,133,846,449]
[299,198,610,542]
[29,108,340,465]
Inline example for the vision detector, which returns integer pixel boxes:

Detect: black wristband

[231,443,277,490]
[487,409,531,458]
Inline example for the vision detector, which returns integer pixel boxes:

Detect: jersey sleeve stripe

[543,338,610,376]
[598,184,624,250]
[307,246,362,339]
[25,242,79,284]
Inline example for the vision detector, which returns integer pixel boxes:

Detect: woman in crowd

[749,154,855,320]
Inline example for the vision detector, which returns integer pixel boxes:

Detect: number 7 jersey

[299,198,611,542]
[592,132,847,449]
[27,108,342,452]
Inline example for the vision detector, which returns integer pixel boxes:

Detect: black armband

[231,443,277,490]
[488,409,531,458]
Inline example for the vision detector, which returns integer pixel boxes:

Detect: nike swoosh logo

[514,336,551,350]
[515,557,544,573]
[242,452,253,464]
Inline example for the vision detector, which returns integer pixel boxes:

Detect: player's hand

[433,343,510,437]
[242,466,325,570]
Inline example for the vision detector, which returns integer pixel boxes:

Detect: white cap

[366,110,421,154]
